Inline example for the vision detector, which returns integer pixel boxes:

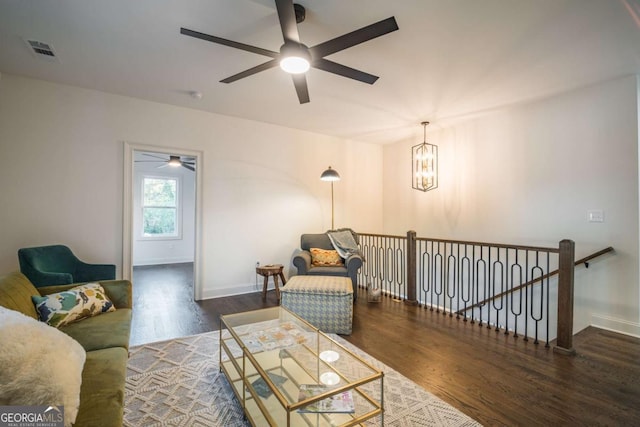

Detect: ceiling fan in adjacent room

[180,0,399,104]
[135,153,196,171]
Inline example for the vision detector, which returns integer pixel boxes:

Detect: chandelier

[412,121,438,192]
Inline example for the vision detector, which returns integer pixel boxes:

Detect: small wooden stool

[256,264,286,302]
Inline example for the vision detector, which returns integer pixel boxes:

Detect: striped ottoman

[280,275,353,335]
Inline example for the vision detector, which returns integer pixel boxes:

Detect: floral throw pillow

[32,283,116,328]
[310,248,344,267]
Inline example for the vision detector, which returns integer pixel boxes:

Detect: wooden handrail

[456,246,614,315]
[359,232,560,253]
[359,232,408,240]
[579,246,615,267]
[415,237,559,253]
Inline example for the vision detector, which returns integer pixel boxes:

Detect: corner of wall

[637,73,640,327]
[591,313,640,339]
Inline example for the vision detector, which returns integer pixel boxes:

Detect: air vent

[24,39,59,62]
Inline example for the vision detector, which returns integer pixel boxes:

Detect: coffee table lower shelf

[219,307,383,427]
[220,357,382,427]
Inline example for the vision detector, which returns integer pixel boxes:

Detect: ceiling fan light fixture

[168,156,182,167]
[280,56,310,74]
[279,43,311,74]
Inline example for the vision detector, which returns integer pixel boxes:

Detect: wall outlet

[256,261,260,267]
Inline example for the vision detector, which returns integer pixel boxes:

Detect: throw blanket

[327,228,363,260]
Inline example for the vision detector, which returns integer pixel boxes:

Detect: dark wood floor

[131,264,640,426]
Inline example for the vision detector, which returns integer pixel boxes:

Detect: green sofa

[0,271,132,427]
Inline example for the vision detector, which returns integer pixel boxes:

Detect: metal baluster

[504,248,510,335]
[434,242,443,313]
[476,252,487,326]
[469,244,478,324]
[396,238,405,299]
[510,250,523,338]
[492,251,504,332]
[447,243,457,317]
[460,245,471,321]
[371,236,378,289]
[524,250,530,342]
[544,251,550,348]
[530,251,544,345]
[421,241,432,309]
[428,240,433,308]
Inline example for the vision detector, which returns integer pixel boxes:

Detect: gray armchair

[292,232,363,291]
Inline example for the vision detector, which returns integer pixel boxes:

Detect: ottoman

[280,275,353,335]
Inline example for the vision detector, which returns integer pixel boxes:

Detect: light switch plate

[588,210,604,223]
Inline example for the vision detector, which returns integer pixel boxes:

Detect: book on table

[297,384,355,414]
[251,372,288,399]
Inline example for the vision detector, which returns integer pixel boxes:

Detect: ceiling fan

[136,154,196,171]
[180,0,399,104]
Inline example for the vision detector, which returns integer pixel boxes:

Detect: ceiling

[1,0,639,144]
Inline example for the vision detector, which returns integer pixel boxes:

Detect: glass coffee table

[220,306,384,426]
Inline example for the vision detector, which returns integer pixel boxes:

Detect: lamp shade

[320,166,340,181]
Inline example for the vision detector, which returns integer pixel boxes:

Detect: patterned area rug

[125,332,481,426]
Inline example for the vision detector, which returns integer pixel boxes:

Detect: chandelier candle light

[320,166,340,229]
[412,121,438,192]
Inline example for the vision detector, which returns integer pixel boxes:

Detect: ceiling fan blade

[275,0,300,43]
[220,58,279,83]
[292,74,310,104]
[309,16,399,59]
[313,58,379,84]
[182,164,196,172]
[142,153,168,160]
[180,27,278,58]
[135,160,166,163]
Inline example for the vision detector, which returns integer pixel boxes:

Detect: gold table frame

[220,307,384,426]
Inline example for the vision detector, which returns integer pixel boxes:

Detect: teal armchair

[18,244,116,287]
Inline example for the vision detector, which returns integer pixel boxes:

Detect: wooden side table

[256,264,286,302]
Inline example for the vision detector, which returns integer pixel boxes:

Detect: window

[142,176,180,238]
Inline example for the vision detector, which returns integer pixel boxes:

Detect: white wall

[3,72,637,337]
[383,75,639,336]
[132,155,196,266]
[0,74,384,298]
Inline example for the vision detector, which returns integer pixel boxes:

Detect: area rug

[125,331,480,426]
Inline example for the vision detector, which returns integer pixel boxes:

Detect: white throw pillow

[0,306,86,427]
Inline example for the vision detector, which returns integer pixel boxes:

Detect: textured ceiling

[1,0,639,144]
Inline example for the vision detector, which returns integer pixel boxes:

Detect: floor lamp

[320,166,340,230]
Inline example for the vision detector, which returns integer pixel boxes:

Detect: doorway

[122,142,203,300]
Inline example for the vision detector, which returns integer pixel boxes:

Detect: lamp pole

[330,180,335,229]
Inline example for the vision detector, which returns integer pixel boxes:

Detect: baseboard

[591,313,640,338]
[133,257,194,266]
[200,283,264,300]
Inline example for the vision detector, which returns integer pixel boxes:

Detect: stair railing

[357,231,613,355]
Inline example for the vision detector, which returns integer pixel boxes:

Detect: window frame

[139,174,182,241]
